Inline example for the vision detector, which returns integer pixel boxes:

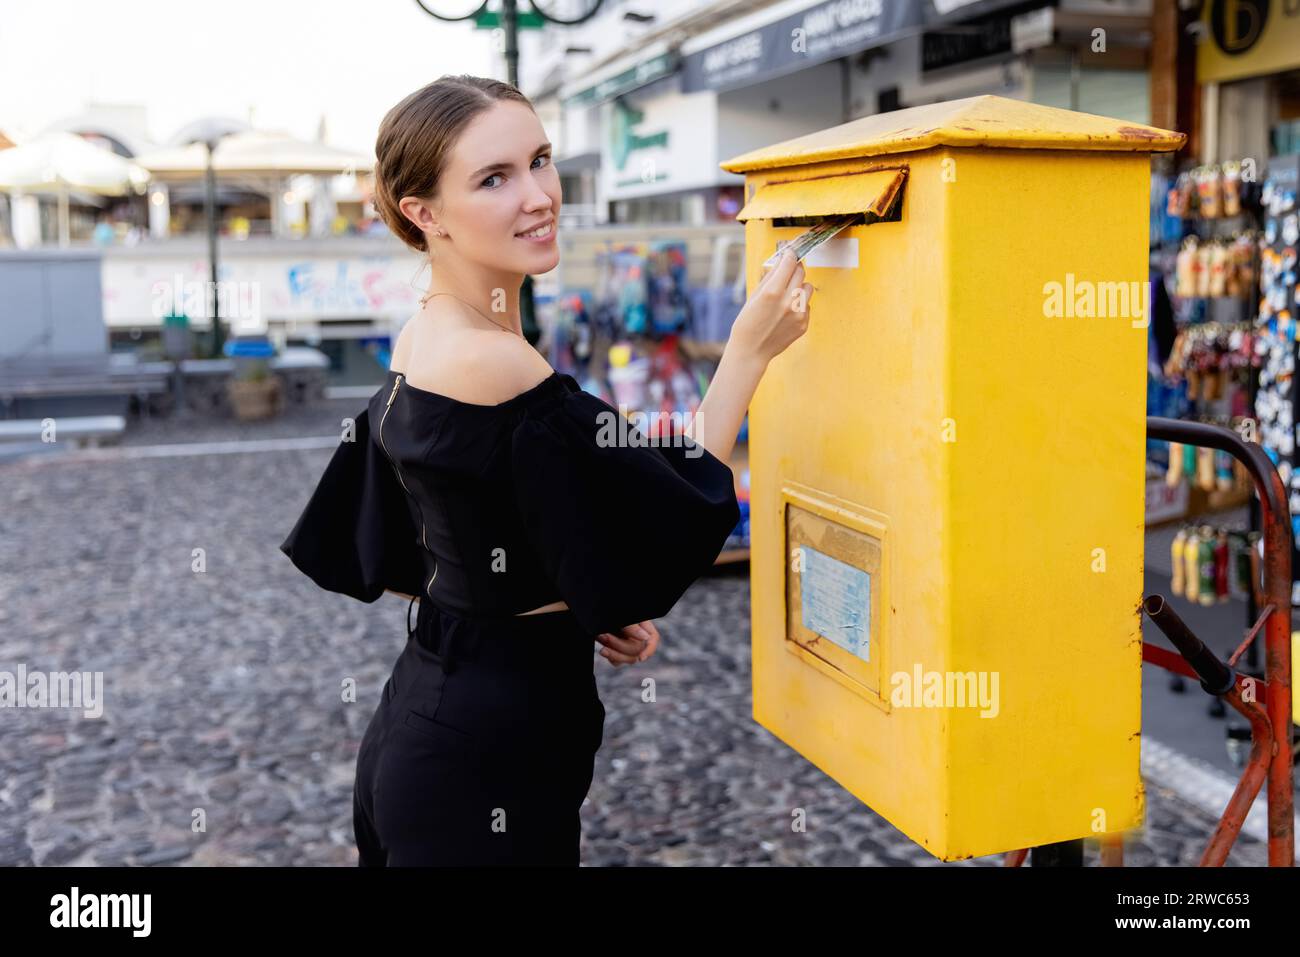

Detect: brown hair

[373,75,534,254]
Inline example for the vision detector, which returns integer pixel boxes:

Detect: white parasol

[134,130,373,237]
[0,131,151,246]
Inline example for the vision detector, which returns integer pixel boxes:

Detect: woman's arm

[686,249,812,463]
[686,346,767,465]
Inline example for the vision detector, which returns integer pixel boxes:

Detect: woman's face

[407,99,561,276]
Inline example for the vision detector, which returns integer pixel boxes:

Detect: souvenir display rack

[546,237,751,560]
[1152,153,1300,608]
[1151,157,1262,520]
[1253,154,1300,602]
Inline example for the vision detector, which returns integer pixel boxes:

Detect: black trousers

[353,596,605,866]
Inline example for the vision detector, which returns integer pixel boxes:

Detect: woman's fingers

[759,247,798,289]
[636,621,661,662]
[597,631,645,656]
[795,281,814,315]
[598,638,640,666]
[596,621,660,666]
[600,648,638,666]
[785,261,806,302]
[596,634,645,665]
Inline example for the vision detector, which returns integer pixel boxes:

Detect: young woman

[281,74,812,866]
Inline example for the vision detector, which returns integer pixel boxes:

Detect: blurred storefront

[1197,0,1300,162]
[1145,0,1300,604]
[563,0,1160,227]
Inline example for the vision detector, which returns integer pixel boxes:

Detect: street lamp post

[203,138,224,359]
[412,0,603,346]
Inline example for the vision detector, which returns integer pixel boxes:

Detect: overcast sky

[0,0,498,155]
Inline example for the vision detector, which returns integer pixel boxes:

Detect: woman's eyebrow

[468,142,552,181]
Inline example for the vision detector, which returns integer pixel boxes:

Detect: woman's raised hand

[727,247,814,365]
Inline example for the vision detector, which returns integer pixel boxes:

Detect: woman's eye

[481,156,549,189]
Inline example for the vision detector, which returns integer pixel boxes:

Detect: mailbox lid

[719,94,1184,174]
[735,168,906,222]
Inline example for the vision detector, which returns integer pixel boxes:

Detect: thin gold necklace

[420,291,517,335]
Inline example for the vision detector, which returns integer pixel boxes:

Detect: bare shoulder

[396,324,554,405]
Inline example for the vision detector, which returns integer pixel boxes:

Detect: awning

[682,0,1040,94]
[133,131,373,180]
[562,49,679,108]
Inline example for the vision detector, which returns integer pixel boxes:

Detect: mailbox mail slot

[737,167,907,224]
[720,95,1184,861]
[736,168,907,268]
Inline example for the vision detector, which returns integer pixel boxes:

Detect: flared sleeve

[279,406,426,603]
[511,390,741,636]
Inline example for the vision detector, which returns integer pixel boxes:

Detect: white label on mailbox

[804,237,858,269]
[799,546,871,661]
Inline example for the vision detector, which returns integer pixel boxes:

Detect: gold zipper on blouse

[380,373,438,598]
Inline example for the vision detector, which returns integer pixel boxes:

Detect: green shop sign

[564,51,679,108]
[608,97,669,179]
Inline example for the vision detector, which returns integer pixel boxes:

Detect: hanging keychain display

[1254,156,1300,601]
[1168,523,1256,605]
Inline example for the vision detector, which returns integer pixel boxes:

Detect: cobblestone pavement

[0,404,1270,866]
[115,399,372,447]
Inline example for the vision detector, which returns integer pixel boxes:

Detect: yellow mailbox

[720,96,1184,860]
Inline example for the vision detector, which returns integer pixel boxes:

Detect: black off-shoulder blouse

[279,368,741,636]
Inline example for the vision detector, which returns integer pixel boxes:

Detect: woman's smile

[515,219,556,243]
